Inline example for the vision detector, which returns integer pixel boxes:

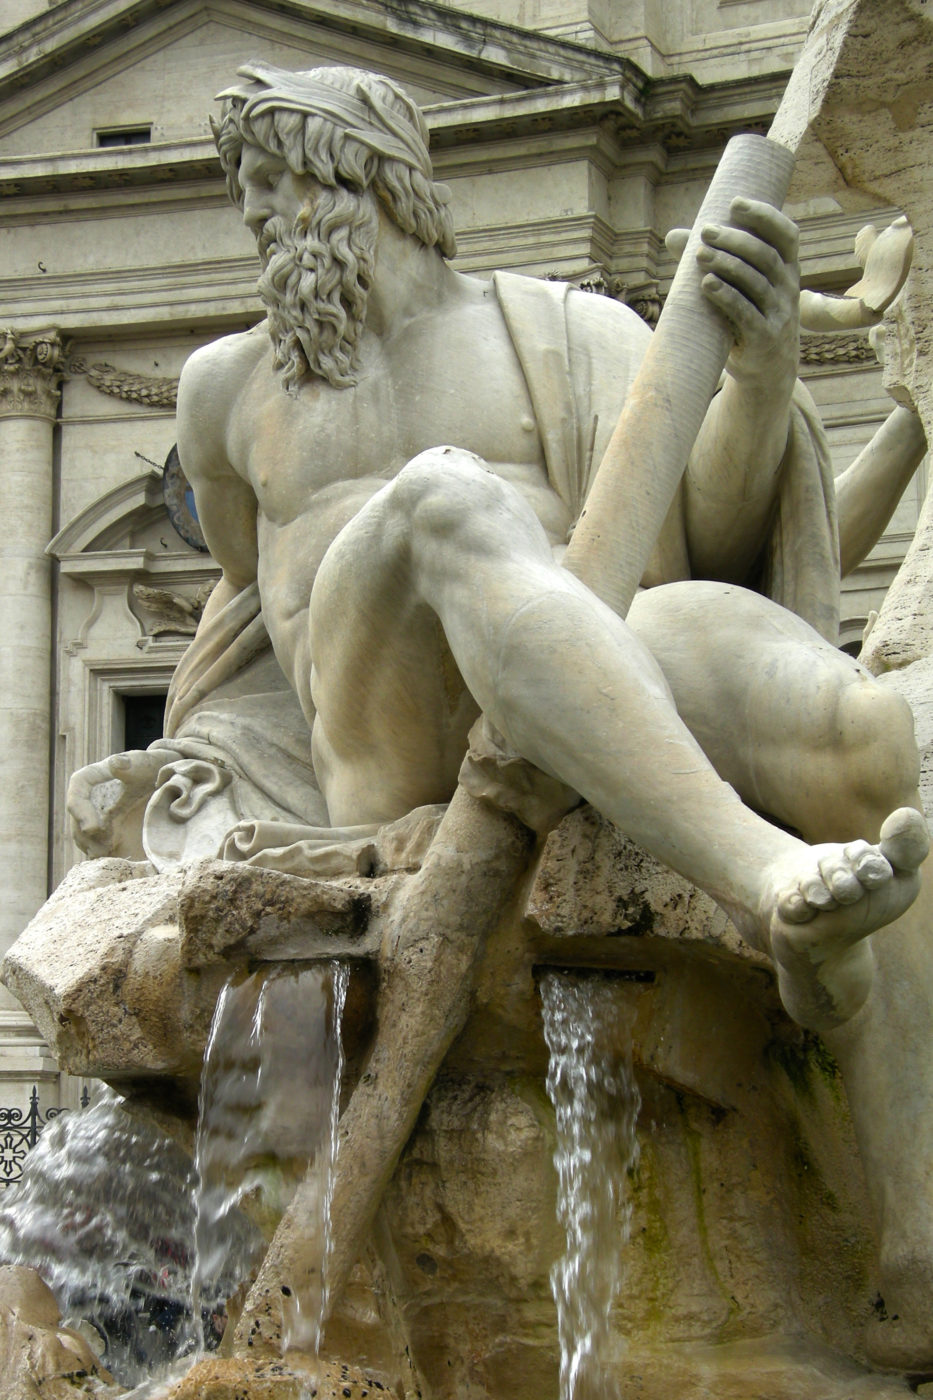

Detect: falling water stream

[0,958,348,1392]
[190,960,348,1357]
[541,971,642,1400]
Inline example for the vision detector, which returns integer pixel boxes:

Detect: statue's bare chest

[237,305,547,525]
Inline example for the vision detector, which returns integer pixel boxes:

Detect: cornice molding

[0,142,221,199]
[0,255,261,332]
[0,15,784,203]
[0,0,625,108]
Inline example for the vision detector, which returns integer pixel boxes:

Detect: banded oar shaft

[564,134,795,617]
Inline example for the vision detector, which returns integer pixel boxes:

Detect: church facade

[0,0,921,1134]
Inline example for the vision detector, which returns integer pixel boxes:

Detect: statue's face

[239,144,315,245]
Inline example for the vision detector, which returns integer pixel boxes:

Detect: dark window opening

[96,127,152,148]
[121,692,168,751]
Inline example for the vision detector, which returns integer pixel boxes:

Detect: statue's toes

[880,807,930,873]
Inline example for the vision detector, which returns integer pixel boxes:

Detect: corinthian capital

[0,329,64,419]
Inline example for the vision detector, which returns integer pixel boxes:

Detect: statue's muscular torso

[178,276,573,711]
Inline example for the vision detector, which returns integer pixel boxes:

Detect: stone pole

[0,330,63,1004]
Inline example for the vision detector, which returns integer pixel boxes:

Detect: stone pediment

[0,0,624,161]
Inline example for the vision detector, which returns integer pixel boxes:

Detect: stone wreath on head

[212,61,457,257]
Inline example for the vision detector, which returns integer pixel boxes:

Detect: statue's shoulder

[563,282,653,347]
[180,321,269,391]
[176,325,270,473]
[492,270,651,352]
[177,323,270,436]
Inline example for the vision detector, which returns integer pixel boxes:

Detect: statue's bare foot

[764,808,929,1032]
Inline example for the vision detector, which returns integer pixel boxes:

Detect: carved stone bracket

[131,580,214,638]
[0,329,64,420]
[615,277,662,327]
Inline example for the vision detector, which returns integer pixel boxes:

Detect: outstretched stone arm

[836,405,927,578]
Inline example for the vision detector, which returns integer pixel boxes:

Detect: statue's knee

[392,446,507,544]
[837,680,920,807]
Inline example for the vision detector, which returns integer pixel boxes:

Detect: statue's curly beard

[256,186,379,392]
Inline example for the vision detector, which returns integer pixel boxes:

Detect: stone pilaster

[0,330,63,1002]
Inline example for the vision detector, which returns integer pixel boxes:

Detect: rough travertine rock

[781,0,933,438]
[863,481,933,673]
[0,1265,119,1400]
[163,1356,400,1400]
[4,803,931,1397]
[0,859,222,1079]
[177,859,376,967]
[776,0,933,671]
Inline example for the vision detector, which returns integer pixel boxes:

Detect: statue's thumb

[665,228,690,263]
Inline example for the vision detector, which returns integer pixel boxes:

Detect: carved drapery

[0,329,64,420]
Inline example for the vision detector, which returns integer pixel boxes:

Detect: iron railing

[0,1085,90,1188]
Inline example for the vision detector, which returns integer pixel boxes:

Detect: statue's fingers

[700,274,765,338]
[701,223,787,287]
[728,197,799,265]
[698,244,773,313]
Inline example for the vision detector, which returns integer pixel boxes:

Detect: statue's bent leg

[628,579,933,1368]
[311,449,923,1025]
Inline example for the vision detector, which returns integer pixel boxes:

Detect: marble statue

[62,63,933,1369]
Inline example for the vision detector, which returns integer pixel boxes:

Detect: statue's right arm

[175,338,260,594]
[68,337,261,858]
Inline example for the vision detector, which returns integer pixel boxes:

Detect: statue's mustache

[257,215,294,263]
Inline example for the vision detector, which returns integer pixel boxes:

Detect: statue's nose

[243,189,269,235]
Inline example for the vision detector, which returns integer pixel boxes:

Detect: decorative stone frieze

[799,330,877,365]
[67,356,179,408]
[0,329,64,419]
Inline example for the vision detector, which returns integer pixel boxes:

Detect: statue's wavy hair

[214,64,457,259]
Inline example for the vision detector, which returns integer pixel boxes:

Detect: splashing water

[0,959,349,1388]
[0,1086,225,1387]
[190,960,349,1358]
[541,971,641,1400]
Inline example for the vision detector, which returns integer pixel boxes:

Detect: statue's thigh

[628,581,877,828]
[308,492,478,822]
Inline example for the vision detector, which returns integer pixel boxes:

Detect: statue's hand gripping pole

[565,134,795,617]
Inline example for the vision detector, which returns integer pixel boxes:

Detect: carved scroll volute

[0,329,65,420]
